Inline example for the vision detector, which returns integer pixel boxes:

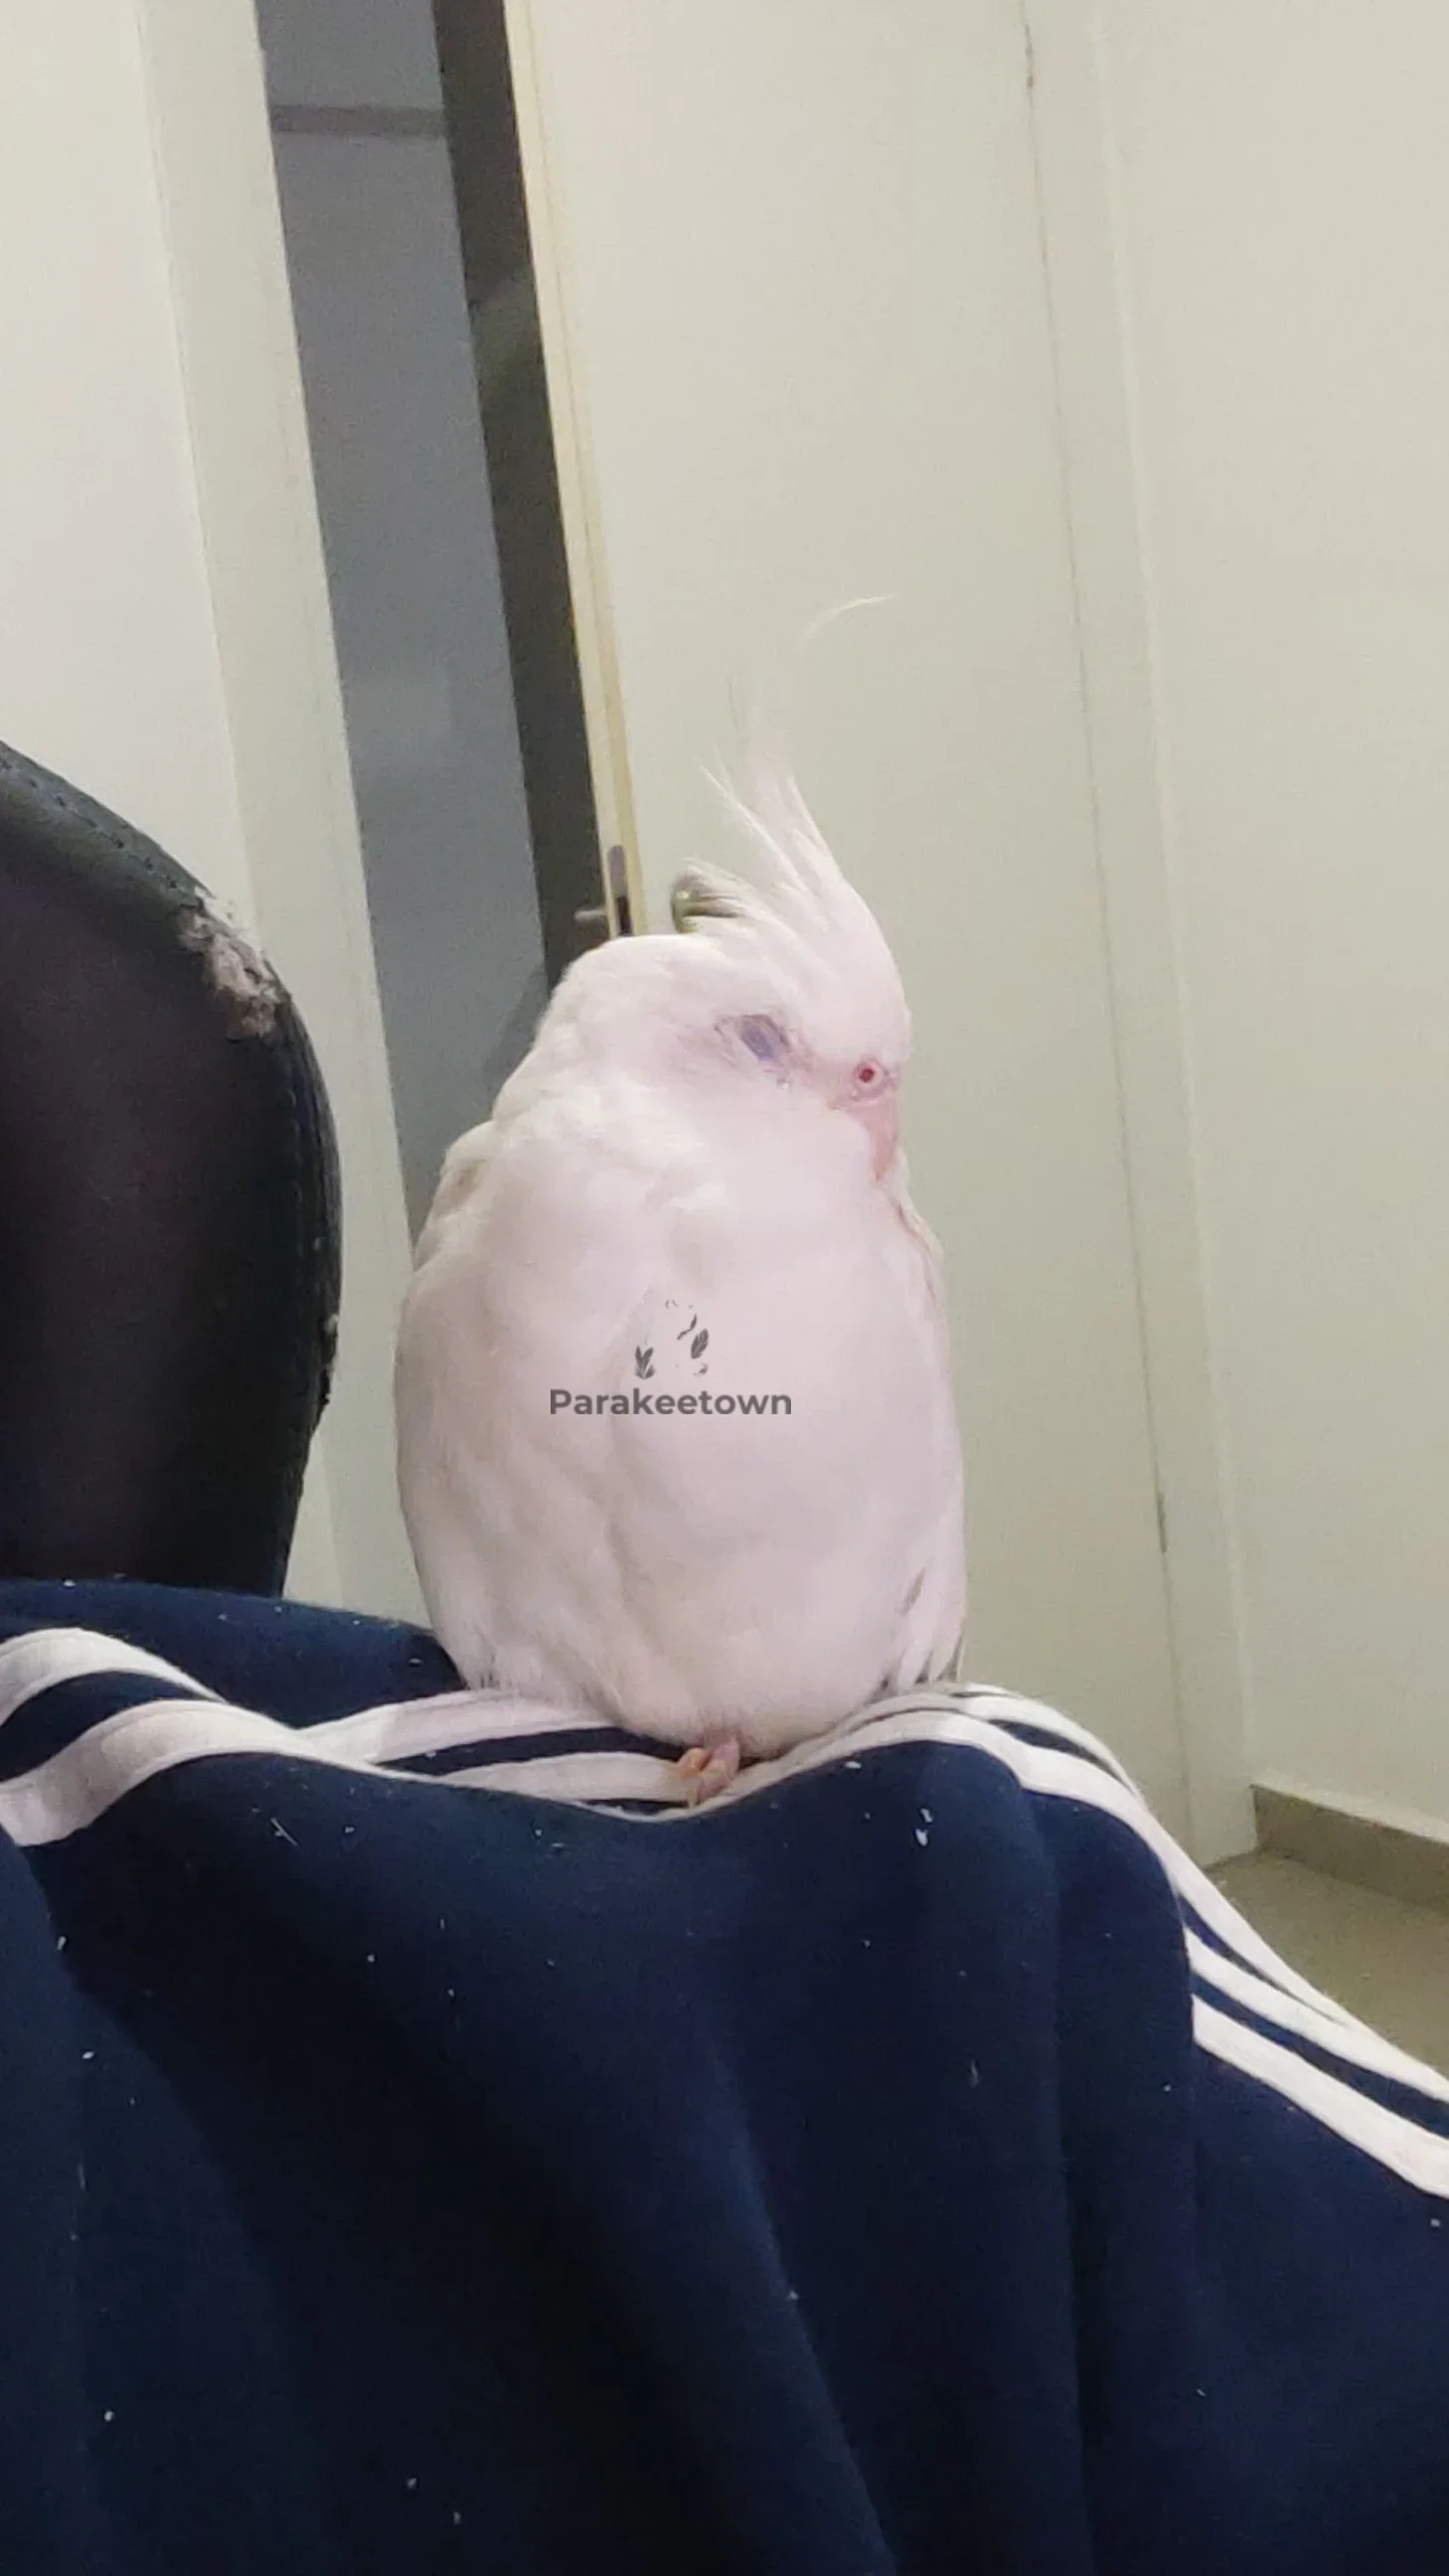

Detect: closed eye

[733,1013,793,1069]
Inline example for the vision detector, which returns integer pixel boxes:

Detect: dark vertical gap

[431,0,607,985]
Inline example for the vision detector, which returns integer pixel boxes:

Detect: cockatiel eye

[732,1014,793,1069]
[851,1057,887,1094]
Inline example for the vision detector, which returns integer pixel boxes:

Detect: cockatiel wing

[396,1068,700,1694]
[881,1194,966,1690]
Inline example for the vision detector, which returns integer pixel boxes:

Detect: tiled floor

[1214,1852,1449,2075]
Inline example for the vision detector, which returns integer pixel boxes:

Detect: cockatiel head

[534,763,913,1185]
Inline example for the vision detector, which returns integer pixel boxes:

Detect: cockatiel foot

[677,1737,742,1807]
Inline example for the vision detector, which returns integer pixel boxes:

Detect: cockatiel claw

[677,1739,743,1807]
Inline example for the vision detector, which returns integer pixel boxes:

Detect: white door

[1060,0,1449,1839]
[511,0,1205,1838]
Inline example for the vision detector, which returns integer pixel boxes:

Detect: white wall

[0,10,254,916]
[1051,2,1449,1829]
[0,0,421,1618]
[515,0,1248,1842]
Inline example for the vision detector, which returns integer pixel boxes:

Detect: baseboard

[1254,1783,1449,1917]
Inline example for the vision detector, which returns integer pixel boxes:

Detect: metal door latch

[573,843,633,937]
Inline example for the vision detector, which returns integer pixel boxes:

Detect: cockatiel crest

[396,760,965,1797]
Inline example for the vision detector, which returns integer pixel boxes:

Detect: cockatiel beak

[844,1079,901,1179]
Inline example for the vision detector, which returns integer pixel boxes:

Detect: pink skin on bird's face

[842,1080,900,1178]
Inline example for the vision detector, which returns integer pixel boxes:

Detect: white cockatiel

[396,763,964,1799]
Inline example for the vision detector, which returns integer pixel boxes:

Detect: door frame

[499,0,647,936]
[432,0,632,976]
